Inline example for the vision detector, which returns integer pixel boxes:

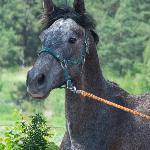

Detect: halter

[38,31,150,121]
[38,31,89,92]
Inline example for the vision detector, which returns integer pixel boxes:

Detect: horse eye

[68,37,77,44]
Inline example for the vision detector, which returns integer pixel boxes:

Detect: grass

[103,66,150,94]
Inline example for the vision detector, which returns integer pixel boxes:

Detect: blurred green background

[0,0,150,145]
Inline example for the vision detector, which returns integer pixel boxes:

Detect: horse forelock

[41,6,99,44]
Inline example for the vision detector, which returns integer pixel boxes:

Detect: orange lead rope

[76,90,150,120]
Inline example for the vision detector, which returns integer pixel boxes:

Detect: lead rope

[69,87,150,120]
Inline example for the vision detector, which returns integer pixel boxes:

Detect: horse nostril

[37,74,46,86]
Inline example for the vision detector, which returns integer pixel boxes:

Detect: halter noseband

[38,32,88,91]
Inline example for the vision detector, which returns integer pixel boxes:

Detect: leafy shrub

[0,114,58,150]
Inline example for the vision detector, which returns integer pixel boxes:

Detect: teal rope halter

[38,32,88,91]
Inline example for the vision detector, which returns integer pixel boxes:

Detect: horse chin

[28,88,51,100]
[30,92,50,100]
[28,81,65,100]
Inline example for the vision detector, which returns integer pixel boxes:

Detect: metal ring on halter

[67,80,77,93]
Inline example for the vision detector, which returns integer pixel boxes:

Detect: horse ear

[73,0,85,14]
[43,0,54,14]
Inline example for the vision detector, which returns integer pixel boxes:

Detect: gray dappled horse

[26,0,150,149]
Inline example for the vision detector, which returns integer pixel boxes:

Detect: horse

[26,0,150,149]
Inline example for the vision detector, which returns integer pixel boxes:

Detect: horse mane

[41,6,99,44]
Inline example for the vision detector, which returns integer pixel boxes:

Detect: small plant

[0,114,58,150]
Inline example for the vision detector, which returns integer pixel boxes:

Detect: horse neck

[65,38,107,127]
[77,42,105,95]
[65,35,133,149]
[66,33,106,96]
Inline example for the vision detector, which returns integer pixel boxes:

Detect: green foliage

[21,114,58,150]
[95,0,150,75]
[0,0,41,67]
[143,40,150,64]
[104,61,150,94]
[0,28,22,67]
[0,113,58,150]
